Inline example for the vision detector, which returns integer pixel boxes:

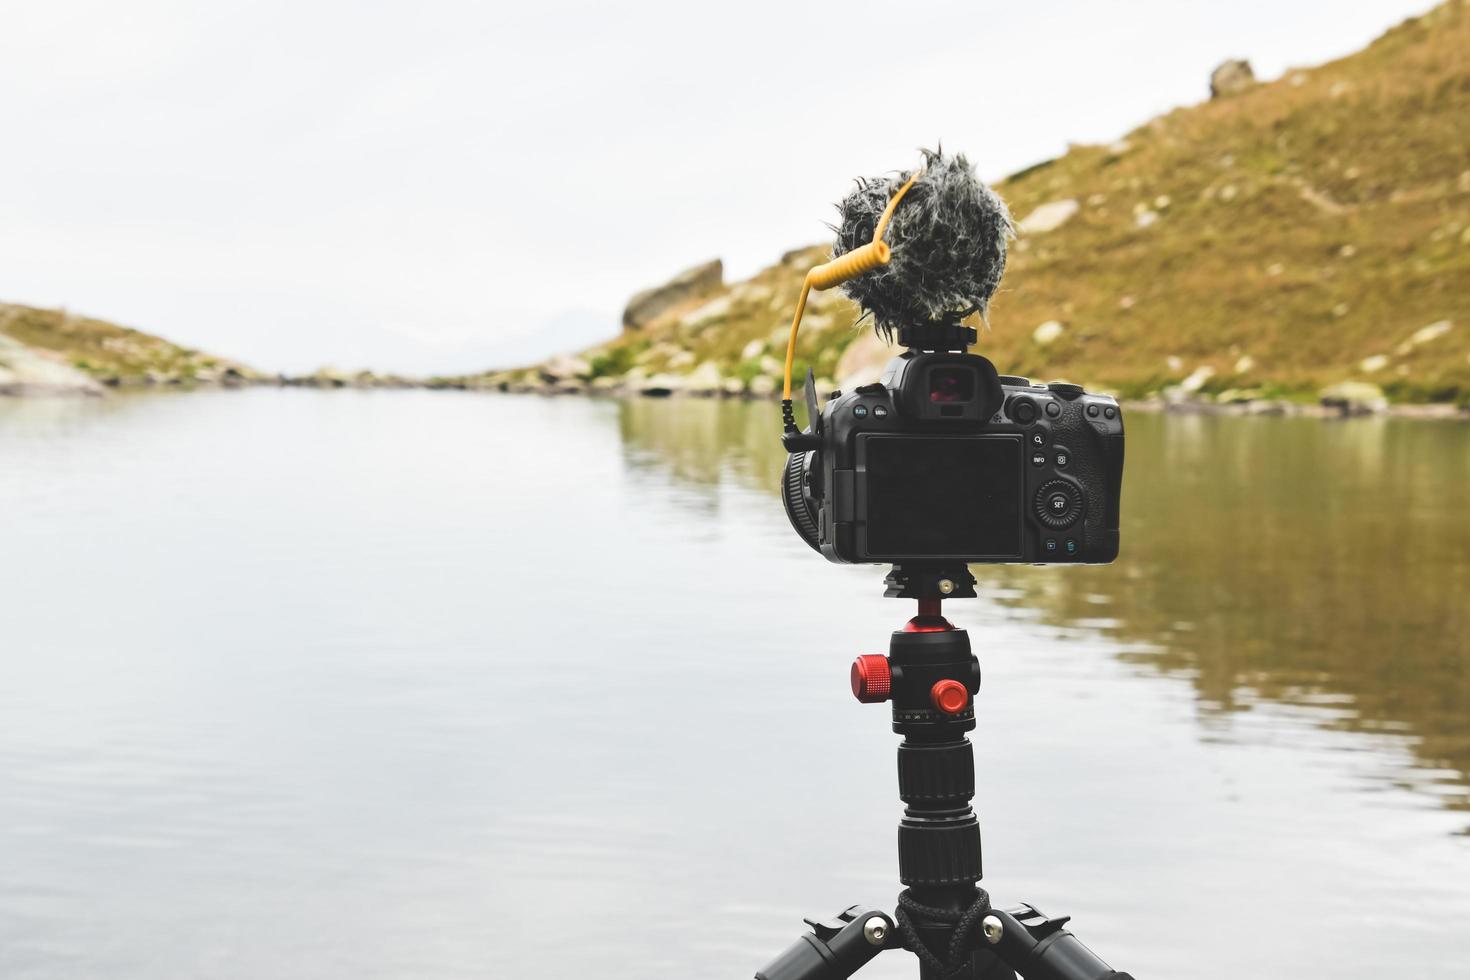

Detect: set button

[1034,479,1084,529]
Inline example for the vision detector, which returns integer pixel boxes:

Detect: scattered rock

[1338,244,1357,258]
[1298,184,1348,215]
[1218,184,1239,202]
[1166,356,1184,372]
[1320,381,1388,416]
[1017,199,1080,235]
[637,372,684,397]
[740,338,765,362]
[1234,355,1255,374]
[1210,59,1256,99]
[1179,365,1216,393]
[541,355,590,381]
[1032,321,1065,345]
[1153,194,1171,210]
[1266,263,1284,277]
[1409,319,1453,345]
[1118,295,1136,310]
[1333,303,1351,318]
[684,360,723,395]
[622,259,724,331]
[679,294,733,332]
[1359,354,1390,373]
[748,374,777,398]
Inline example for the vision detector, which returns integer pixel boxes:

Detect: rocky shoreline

[462,363,1469,421]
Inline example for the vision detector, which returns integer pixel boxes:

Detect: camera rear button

[1009,396,1039,424]
[1044,401,1061,418]
[1104,406,1116,419]
[1086,404,1100,418]
[853,405,868,418]
[1055,451,1070,468]
[1031,452,1047,467]
[1029,430,1047,447]
[872,405,888,418]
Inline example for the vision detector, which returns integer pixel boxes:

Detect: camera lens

[929,367,975,404]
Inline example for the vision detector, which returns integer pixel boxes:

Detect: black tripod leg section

[755,906,895,980]
[981,905,1133,980]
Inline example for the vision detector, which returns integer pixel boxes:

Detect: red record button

[931,679,969,715]
[851,655,892,703]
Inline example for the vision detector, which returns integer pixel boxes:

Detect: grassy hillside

[0,303,257,388]
[493,1,1470,407]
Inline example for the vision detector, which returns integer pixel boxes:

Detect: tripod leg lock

[981,905,1133,980]
[754,905,895,980]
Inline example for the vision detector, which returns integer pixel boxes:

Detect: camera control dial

[1034,479,1084,530]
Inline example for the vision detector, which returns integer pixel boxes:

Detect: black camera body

[783,351,1123,565]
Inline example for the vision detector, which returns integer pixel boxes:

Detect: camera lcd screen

[861,435,1023,558]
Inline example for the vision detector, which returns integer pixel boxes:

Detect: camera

[781,347,1123,565]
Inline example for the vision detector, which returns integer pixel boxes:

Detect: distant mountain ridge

[485,0,1470,409]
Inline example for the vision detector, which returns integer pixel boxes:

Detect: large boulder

[622,259,724,331]
[1210,60,1256,99]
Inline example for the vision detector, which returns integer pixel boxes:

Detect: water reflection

[615,399,1470,820]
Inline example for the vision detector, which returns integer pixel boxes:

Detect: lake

[1,389,1467,979]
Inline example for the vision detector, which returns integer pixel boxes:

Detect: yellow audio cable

[782,169,921,410]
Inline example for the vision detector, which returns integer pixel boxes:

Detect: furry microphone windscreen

[831,149,1013,340]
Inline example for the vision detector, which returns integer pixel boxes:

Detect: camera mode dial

[1034,479,1083,530]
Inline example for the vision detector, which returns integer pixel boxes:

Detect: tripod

[754,565,1134,980]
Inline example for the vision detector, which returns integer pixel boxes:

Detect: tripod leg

[755,906,895,980]
[978,905,1133,980]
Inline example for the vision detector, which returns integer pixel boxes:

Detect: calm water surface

[1,390,1467,979]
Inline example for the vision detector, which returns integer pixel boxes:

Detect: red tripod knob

[850,655,892,703]
[931,679,969,715]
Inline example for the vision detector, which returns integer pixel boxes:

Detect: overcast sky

[0,0,1439,373]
